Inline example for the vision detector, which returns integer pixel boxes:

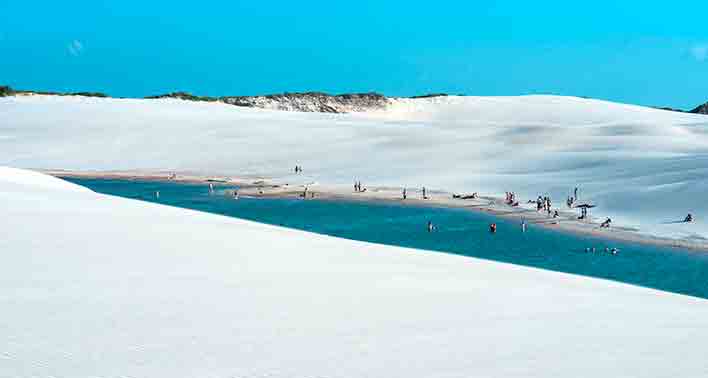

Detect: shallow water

[68,177,708,299]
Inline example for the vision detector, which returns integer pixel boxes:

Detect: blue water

[67,177,708,299]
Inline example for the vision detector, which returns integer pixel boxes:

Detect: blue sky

[1,0,707,108]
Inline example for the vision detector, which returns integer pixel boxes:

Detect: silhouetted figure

[489,223,497,233]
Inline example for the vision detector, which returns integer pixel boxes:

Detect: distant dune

[5,85,706,114]
[2,93,708,241]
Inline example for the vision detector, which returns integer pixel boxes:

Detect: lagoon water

[68,177,708,299]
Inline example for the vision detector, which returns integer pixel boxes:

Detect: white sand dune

[2,167,708,378]
[2,94,707,240]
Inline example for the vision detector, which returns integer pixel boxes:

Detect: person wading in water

[489,223,497,233]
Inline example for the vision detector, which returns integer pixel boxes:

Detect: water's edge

[67,177,708,299]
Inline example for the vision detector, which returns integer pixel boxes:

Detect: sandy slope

[2,94,708,240]
[2,167,708,378]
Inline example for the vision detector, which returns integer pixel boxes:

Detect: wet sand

[44,169,708,252]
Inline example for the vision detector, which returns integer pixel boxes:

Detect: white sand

[2,94,707,242]
[2,167,708,378]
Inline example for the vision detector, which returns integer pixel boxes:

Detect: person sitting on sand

[685,213,694,223]
[600,218,612,228]
[553,210,559,218]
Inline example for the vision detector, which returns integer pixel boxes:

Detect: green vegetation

[409,93,449,99]
[0,86,15,97]
[145,92,218,102]
[0,86,108,98]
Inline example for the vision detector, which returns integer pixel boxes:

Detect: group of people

[535,196,553,215]
[453,192,478,200]
[505,192,519,207]
[354,181,366,193]
[585,247,619,255]
[566,196,576,208]
[301,186,315,199]
[402,187,428,200]
[427,220,527,234]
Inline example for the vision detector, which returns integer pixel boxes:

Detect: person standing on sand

[422,187,427,199]
[574,187,579,200]
[403,188,407,200]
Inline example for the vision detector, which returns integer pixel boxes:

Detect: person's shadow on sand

[661,220,691,225]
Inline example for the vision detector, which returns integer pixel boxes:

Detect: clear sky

[1,0,707,108]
